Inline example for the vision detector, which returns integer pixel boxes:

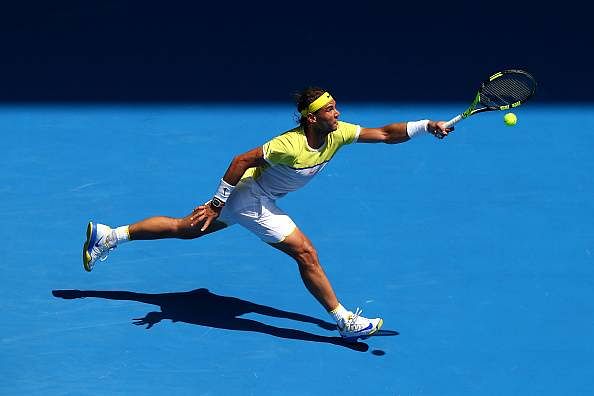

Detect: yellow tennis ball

[504,112,517,126]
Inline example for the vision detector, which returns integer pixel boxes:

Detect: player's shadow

[52,288,382,352]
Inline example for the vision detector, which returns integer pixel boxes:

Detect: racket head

[478,69,537,110]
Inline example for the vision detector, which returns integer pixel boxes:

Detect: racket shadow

[52,288,371,352]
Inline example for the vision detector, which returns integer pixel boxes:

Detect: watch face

[211,198,224,207]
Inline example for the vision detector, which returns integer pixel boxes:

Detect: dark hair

[293,86,327,126]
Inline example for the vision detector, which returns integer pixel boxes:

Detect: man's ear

[306,113,316,124]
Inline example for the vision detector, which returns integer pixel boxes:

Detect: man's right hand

[190,201,222,231]
[428,121,454,139]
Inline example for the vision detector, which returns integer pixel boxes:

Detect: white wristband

[406,120,430,138]
[213,179,235,203]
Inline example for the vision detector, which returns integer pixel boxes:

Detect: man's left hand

[190,202,221,231]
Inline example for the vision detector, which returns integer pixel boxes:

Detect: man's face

[312,99,340,132]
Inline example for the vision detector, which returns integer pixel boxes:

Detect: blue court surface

[1,103,593,395]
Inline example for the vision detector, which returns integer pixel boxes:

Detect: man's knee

[174,217,200,238]
[294,239,319,267]
[271,229,320,268]
[171,218,185,233]
[177,217,226,239]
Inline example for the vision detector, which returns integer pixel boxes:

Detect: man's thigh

[223,185,296,244]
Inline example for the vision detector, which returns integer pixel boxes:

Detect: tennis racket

[445,69,537,128]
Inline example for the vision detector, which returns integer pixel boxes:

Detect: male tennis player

[83,88,452,341]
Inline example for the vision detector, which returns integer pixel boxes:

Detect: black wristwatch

[209,197,225,210]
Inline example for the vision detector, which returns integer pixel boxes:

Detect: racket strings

[480,75,535,107]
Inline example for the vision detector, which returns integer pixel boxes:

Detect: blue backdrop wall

[1,0,591,102]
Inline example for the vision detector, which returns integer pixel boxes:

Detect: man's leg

[83,210,228,271]
[269,227,383,340]
[269,227,338,312]
[129,214,227,240]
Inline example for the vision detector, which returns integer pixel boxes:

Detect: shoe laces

[343,308,368,332]
[92,233,116,262]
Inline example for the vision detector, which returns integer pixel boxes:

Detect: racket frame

[445,70,535,128]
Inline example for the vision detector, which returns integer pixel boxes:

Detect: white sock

[114,225,130,245]
[329,303,349,323]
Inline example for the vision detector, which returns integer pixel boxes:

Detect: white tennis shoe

[83,222,117,272]
[338,308,383,341]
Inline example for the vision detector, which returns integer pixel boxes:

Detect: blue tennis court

[1,103,593,395]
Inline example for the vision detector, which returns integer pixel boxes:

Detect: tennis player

[83,88,452,341]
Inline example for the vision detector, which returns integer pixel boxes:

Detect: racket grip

[444,114,462,129]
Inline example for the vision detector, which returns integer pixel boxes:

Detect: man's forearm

[396,120,445,142]
[382,122,410,144]
[209,150,264,209]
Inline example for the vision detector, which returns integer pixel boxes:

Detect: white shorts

[218,178,297,244]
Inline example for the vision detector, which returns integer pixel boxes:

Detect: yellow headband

[300,92,334,117]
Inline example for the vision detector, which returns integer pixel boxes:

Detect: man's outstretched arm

[358,120,452,144]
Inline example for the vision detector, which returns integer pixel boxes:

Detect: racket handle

[444,114,462,129]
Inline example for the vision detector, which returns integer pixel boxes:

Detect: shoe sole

[342,318,384,342]
[82,221,96,272]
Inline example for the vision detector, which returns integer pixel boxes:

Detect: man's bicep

[357,127,388,143]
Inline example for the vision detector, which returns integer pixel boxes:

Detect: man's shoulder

[262,126,303,161]
[336,120,359,129]
[277,125,304,138]
[332,121,360,144]
[268,126,304,146]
